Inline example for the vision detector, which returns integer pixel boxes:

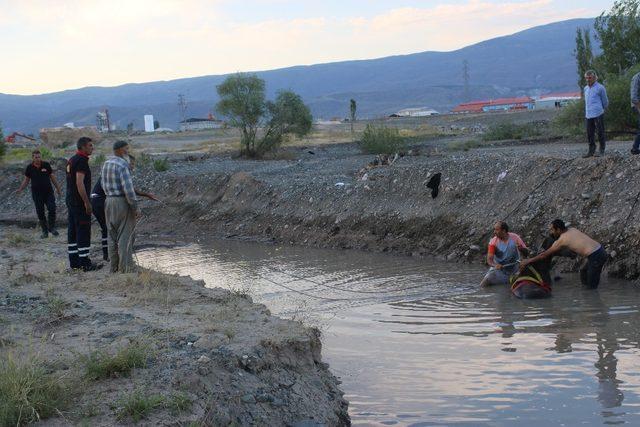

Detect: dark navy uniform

[66,151,92,269]
[91,178,109,261]
[25,161,57,234]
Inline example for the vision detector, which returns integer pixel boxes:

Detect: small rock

[241,394,256,404]
[469,244,480,252]
[581,193,591,200]
[197,356,211,364]
[256,393,275,403]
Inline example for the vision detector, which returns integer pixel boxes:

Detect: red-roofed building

[452,97,534,114]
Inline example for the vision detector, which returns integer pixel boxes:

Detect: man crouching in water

[520,219,606,289]
[480,221,530,287]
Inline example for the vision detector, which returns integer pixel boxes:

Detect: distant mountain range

[0,18,595,134]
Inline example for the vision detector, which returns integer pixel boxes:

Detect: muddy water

[137,240,640,426]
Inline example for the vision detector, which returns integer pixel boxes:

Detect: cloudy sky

[0,0,612,95]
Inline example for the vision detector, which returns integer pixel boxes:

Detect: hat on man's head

[113,140,129,151]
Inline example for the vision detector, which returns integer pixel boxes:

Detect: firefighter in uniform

[66,137,101,271]
[16,150,63,238]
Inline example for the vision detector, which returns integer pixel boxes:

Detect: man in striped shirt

[101,140,141,273]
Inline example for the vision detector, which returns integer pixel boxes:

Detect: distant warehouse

[179,116,225,131]
[391,107,440,117]
[452,97,534,114]
[452,92,580,114]
[534,92,581,110]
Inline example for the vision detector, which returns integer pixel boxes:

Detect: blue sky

[0,0,614,95]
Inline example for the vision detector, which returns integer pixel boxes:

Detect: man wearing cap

[66,137,101,271]
[16,150,63,238]
[101,140,141,273]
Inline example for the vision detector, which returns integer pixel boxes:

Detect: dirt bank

[139,139,640,281]
[2,135,640,282]
[0,226,349,426]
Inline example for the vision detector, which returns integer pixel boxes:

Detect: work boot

[631,148,640,155]
[582,152,594,158]
[49,228,59,236]
[82,262,104,272]
[39,220,49,238]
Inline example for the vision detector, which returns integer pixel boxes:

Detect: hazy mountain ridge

[0,18,594,133]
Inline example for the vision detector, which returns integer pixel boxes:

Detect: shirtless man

[520,219,607,289]
[480,221,529,287]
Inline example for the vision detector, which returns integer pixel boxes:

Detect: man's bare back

[552,228,600,257]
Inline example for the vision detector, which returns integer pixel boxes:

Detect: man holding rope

[520,219,606,289]
[480,221,529,287]
[102,140,140,273]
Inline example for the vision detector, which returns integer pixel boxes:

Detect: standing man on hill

[583,70,609,158]
[630,70,640,155]
[66,137,101,271]
[102,140,141,273]
[16,150,62,238]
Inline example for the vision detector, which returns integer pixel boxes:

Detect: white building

[179,117,224,131]
[535,92,581,110]
[144,115,155,132]
[394,107,440,117]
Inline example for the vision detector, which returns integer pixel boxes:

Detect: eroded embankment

[0,227,349,426]
[141,151,640,280]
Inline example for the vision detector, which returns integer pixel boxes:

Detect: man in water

[480,221,529,287]
[520,219,606,289]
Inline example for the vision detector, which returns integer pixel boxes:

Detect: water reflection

[137,240,640,426]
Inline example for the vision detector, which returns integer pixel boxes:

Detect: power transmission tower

[462,60,470,102]
[177,94,188,128]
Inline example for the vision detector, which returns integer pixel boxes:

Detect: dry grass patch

[109,270,184,306]
[80,340,151,381]
[0,353,68,426]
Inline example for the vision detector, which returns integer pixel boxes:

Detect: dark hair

[32,150,41,156]
[77,137,93,150]
[551,219,567,231]
[496,221,509,232]
[113,140,129,151]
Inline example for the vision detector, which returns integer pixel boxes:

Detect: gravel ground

[0,226,350,426]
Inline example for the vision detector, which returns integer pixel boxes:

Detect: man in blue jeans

[630,71,640,155]
[583,70,609,158]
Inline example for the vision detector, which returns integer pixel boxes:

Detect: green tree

[594,0,640,75]
[349,99,357,135]
[602,64,640,132]
[216,73,265,156]
[574,28,595,90]
[259,90,312,155]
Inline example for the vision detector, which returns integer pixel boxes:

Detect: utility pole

[177,94,188,128]
[462,60,470,102]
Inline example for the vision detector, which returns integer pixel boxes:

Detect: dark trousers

[91,198,109,260]
[32,190,56,232]
[67,205,92,268]
[580,246,607,289]
[632,107,640,151]
[586,114,606,154]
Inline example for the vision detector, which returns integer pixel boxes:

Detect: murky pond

[137,240,640,426]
